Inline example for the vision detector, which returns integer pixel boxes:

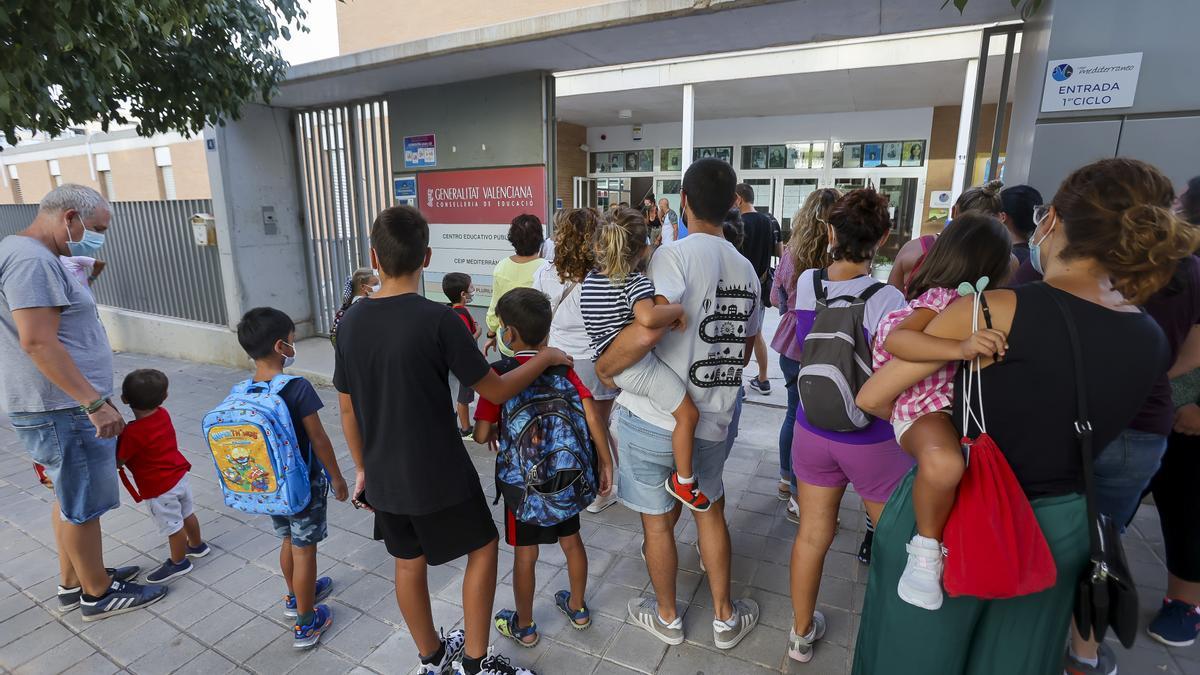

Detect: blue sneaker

[293,604,332,649]
[57,566,141,612]
[283,576,333,618]
[185,542,211,559]
[145,558,193,584]
[1148,598,1200,647]
[80,580,167,622]
[554,590,591,629]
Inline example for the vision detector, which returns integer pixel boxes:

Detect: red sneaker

[665,471,711,512]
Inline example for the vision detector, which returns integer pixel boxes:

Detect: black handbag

[1045,285,1139,648]
[760,267,775,309]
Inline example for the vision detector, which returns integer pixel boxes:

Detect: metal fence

[295,100,393,334]
[0,199,228,325]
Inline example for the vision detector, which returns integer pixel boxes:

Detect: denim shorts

[271,475,328,548]
[616,407,729,515]
[9,407,120,524]
[1093,428,1167,530]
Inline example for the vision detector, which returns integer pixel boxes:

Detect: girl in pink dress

[869,212,1014,611]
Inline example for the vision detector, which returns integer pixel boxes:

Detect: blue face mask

[67,216,106,257]
[498,326,513,354]
[1028,209,1053,275]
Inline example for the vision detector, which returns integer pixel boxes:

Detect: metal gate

[295,100,393,335]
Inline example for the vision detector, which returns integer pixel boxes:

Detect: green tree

[0,1,308,145]
[943,0,1043,18]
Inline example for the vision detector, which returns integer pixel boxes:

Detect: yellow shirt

[486,257,545,356]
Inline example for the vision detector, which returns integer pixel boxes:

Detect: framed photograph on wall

[715,147,732,163]
[882,142,902,167]
[831,143,844,168]
[625,152,639,172]
[863,143,882,168]
[593,153,606,173]
[902,141,925,167]
[768,145,787,169]
[809,142,826,169]
[609,153,622,173]
[786,143,807,169]
[661,148,681,171]
[639,150,654,172]
[844,144,863,168]
[752,147,768,169]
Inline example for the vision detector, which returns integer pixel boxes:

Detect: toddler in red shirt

[117,369,210,584]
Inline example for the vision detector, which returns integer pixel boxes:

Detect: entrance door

[777,178,820,239]
[876,177,921,258]
[572,177,596,209]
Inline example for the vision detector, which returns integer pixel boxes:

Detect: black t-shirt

[333,293,491,515]
[739,211,775,278]
[958,284,1167,499]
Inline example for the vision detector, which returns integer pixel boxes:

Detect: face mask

[498,326,513,354]
[369,283,381,294]
[67,216,105,257]
[280,341,297,368]
[1029,208,1055,275]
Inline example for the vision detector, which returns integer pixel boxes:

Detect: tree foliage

[942,0,1043,19]
[0,1,308,145]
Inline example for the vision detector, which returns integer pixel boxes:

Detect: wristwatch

[81,398,107,414]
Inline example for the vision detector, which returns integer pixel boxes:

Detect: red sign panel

[417,166,547,224]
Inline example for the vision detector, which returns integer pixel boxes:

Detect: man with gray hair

[0,184,167,620]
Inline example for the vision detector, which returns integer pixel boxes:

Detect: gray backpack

[797,270,885,432]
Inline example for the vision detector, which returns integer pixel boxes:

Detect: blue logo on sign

[1052,64,1073,81]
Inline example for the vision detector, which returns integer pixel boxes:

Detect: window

[99,171,115,200]
[158,165,177,200]
[10,178,22,204]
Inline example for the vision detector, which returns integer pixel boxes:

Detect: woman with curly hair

[532,208,621,512]
[769,188,840,516]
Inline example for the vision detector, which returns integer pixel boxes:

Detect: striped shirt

[581,270,656,358]
[871,287,961,423]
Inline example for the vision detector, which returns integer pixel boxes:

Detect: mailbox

[191,213,216,246]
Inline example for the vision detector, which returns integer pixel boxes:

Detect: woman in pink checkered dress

[869,213,1014,611]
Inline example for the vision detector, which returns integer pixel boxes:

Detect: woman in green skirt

[850,159,1198,674]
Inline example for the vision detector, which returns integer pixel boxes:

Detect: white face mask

[369,283,381,294]
[280,341,297,368]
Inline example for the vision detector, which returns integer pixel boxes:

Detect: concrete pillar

[681,84,695,177]
[951,59,979,200]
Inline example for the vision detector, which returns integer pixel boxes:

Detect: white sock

[657,613,683,629]
[677,474,696,485]
[911,534,940,549]
[1068,646,1099,668]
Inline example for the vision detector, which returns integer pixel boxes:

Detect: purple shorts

[790,421,914,504]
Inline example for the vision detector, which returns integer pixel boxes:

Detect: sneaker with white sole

[283,576,334,618]
[452,646,537,675]
[1063,641,1117,675]
[627,597,684,645]
[57,566,140,612]
[897,534,944,610]
[417,628,465,674]
[293,604,332,648]
[144,558,193,584]
[713,598,759,650]
[787,611,826,663]
[747,379,771,395]
[79,579,167,621]
[586,489,618,513]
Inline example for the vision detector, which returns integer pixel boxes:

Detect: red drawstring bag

[941,290,1057,599]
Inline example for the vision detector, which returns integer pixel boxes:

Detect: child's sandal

[554,590,591,629]
[494,609,540,647]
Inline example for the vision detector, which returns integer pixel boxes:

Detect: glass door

[744,178,775,216]
[778,178,819,239]
[874,176,920,260]
[572,177,596,209]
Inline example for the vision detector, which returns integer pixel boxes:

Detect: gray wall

[1006,0,1200,197]
[387,72,547,171]
[204,104,312,334]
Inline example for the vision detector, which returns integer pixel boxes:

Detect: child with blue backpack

[473,287,613,650]
[232,308,350,648]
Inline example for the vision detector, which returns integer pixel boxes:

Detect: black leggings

[1150,431,1200,582]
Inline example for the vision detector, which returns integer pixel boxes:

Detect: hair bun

[982,179,1004,196]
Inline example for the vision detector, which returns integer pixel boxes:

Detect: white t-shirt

[618,232,762,441]
[532,261,591,358]
[660,210,678,244]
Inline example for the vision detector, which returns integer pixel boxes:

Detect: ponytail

[595,207,648,283]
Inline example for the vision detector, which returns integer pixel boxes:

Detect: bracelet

[487,332,497,339]
[81,398,107,414]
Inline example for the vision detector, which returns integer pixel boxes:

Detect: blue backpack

[203,375,314,516]
[492,360,598,526]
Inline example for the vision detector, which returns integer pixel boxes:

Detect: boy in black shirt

[334,206,568,675]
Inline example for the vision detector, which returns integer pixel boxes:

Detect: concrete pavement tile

[336,572,394,612]
[144,575,204,613]
[602,623,668,672]
[339,541,393,573]
[244,631,314,675]
[606,556,650,591]
[59,652,120,675]
[0,617,71,667]
[0,549,59,588]
[238,577,293,614]
[159,586,229,629]
[365,594,404,629]
[128,633,206,675]
[783,639,849,674]
[214,564,277,599]
[187,550,246,585]
[534,641,601,674]
[575,581,631,621]
[212,615,284,663]
[0,591,34,623]
[594,659,648,674]
[315,600,365,643]
[77,602,154,642]
[551,611,621,655]
[362,628,420,673]
[323,613,395,661]
[751,560,790,596]
[232,531,285,562]
[105,616,182,666]
[12,634,97,667]
[172,648,238,675]
[658,642,780,675]
[292,647,357,674]
[1116,643,1183,674]
[189,603,255,645]
[0,605,55,647]
[816,576,854,612]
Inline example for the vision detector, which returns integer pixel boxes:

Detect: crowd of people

[1,154,1198,675]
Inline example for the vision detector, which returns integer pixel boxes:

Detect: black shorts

[457,380,475,406]
[504,509,581,547]
[374,494,498,566]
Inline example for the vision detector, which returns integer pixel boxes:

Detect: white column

[681,84,695,177]
[951,59,979,201]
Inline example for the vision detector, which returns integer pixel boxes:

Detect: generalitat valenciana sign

[1041,52,1142,113]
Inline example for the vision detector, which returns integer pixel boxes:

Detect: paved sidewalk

[0,352,1194,674]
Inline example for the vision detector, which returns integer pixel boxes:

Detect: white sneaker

[586,489,618,513]
[787,611,826,663]
[897,534,944,610]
